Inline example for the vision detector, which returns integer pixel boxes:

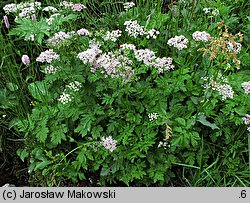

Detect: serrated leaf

[50,124,67,146]
[74,115,92,137]
[34,119,49,143]
[91,125,103,139]
[197,114,219,130]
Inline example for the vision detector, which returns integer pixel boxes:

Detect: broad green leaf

[197,114,219,130]
[28,81,49,102]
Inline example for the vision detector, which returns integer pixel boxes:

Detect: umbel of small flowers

[123,2,135,11]
[66,81,82,92]
[103,30,122,42]
[241,81,250,94]
[192,31,211,42]
[148,113,159,121]
[167,35,189,50]
[202,74,234,100]
[36,49,60,63]
[58,92,72,104]
[44,65,58,74]
[101,136,117,152]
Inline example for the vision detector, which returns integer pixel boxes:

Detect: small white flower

[103,30,122,42]
[58,92,72,104]
[42,6,58,12]
[66,81,82,92]
[44,65,58,74]
[148,113,159,121]
[123,2,135,11]
[124,20,146,38]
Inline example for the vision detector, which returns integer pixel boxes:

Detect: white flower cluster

[123,2,135,11]
[148,113,159,121]
[66,81,82,92]
[48,31,76,47]
[58,92,72,104]
[77,44,102,65]
[146,29,160,39]
[134,48,174,73]
[46,13,61,25]
[77,28,90,36]
[36,49,60,63]
[202,75,234,100]
[120,43,136,51]
[203,8,219,16]
[192,31,211,42]
[217,84,234,100]
[101,136,117,152]
[124,20,160,39]
[124,20,146,38]
[94,51,134,80]
[103,30,122,42]
[3,2,41,14]
[242,114,250,132]
[25,33,35,41]
[227,41,242,53]
[158,140,169,149]
[4,2,41,19]
[60,1,86,11]
[44,65,58,74]
[167,35,189,50]
[242,81,250,94]
[42,6,58,12]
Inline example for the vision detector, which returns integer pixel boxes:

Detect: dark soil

[0,139,29,187]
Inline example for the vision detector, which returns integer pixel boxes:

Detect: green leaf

[74,115,92,137]
[175,117,186,126]
[28,81,49,102]
[6,82,19,91]
[17,148,29,162]
[34,118,49,143]
[50,124,67,146]
[197,114,219,130]
[35,159,50,170]
[91,125,103,139]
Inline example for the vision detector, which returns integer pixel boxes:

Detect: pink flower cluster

[48,31,75,47]
[36,49,60,63]
[77,44,102,65]
[101,136,117,152]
